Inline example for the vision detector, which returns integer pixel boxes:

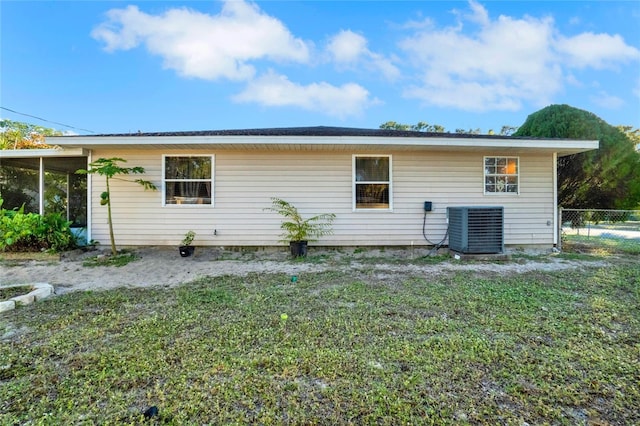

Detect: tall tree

[514,104,640,209]
[0,119,61,149]
[77,158,157,255]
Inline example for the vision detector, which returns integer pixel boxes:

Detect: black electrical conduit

[422,210,449,255]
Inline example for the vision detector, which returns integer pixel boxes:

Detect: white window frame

[484,156,519,195]
[353,154,392,211]
[162,154,215,207]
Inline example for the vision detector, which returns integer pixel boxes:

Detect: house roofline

[46,126,599,157]
[49,125,596,141]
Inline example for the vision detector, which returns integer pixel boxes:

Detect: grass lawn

[563,233,640,255]
[1,253,639,425]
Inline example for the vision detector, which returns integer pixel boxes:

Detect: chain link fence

[559,209,640,253]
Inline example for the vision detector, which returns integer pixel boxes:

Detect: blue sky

[1,1,639,135]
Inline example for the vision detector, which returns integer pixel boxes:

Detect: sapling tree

[77,158,157,255]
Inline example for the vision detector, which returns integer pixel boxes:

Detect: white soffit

[49,135,598,156]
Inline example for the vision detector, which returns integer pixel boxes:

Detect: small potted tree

[179,230,196,257]
[266,198,336,257]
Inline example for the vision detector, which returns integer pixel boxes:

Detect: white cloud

[90,0,639,117]
[556,32,640,70]
[327,30,368,64]
[399,3,560,111]
[91,1,310,81]
[401,17,436,31]
[232,71,375,118]
[590,91,625,109]
[398,0,639,112]
[564,73,582,87]
[464,0,490,26]
[326,30,400,81]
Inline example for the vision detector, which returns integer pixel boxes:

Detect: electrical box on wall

[424,201,433,212]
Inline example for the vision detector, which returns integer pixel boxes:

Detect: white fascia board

[50,135,599,154]
[0,147,88,158]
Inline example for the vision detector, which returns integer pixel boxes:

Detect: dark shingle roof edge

[59,126,577,141]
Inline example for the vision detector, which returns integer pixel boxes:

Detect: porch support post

[66,172,71,222]
[86,150,92,243]
[39,157,45,215]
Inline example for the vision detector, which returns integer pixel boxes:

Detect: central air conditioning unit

[447,206,504,254]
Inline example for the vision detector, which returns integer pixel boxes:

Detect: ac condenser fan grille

[448,207,504,254]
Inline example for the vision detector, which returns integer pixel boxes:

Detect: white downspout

[86,150,93,243]
[553,152,558,246]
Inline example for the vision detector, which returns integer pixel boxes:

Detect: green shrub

[0,197,77,252]
[0,202,38,251]
[38,212,77,251]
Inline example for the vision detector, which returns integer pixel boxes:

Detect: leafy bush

[0,197,77,252]
[265,197,336,242]
[38,212,78,251]
[0,202,39,251]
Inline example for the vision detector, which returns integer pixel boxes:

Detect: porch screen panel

[0,158,39,213]
[43,157,87,227]
[43,159,68,217]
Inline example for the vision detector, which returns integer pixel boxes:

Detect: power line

[0,106,96,134]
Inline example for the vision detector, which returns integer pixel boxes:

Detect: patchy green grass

[1,258,638,425]
[0,285,34,300]
[563,234,640,255]
[0,252,60,262]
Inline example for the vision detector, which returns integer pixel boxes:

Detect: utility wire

[0,106,96,134]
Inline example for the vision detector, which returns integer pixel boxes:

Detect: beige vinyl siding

[87,149,555,248]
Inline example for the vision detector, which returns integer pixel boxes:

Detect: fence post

[557,207,563,252]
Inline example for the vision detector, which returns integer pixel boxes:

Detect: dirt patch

[0,246,609,294]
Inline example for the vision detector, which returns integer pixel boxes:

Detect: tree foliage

[380,121,446,133]
[618,126,640,152]
[514,104,640,209]
[77,158,157,255]
[0,119,61,149]
[380,121,517,135]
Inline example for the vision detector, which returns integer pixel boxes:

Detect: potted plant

[179,230,196,257]
[266,198,336,257]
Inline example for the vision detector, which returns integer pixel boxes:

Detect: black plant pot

[289,241,308,258]
[179,245,195,257]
